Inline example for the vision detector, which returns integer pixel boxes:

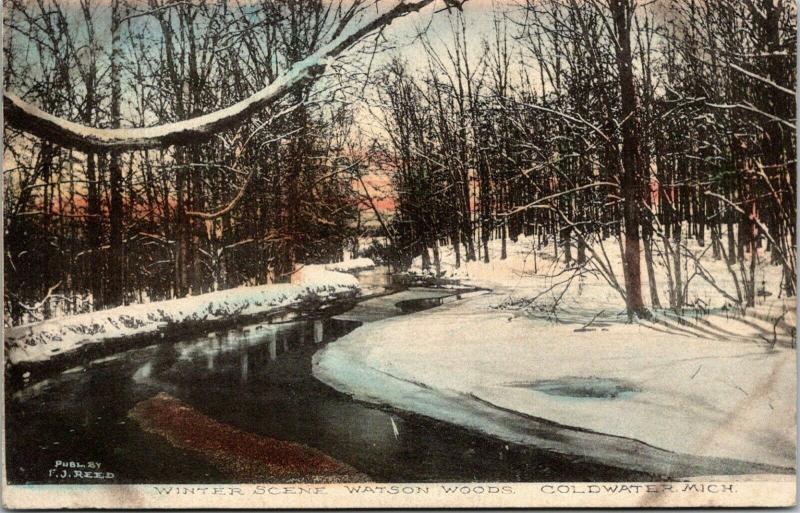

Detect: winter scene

[2,0,797,508]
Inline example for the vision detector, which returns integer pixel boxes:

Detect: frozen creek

[5,269,652,484]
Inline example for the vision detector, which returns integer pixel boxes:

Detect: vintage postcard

[2,0,797,508]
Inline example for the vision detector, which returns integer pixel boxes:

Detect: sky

[345,0,521,145]
[3,0,522,220]
[355,0,520,211]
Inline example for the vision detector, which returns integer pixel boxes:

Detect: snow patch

[314,293,795,472]
[324,258,375,273]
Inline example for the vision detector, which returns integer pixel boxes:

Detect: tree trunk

[642,221,661,309]
[452,229,462,268]
[611,0,646,318]
[674,221,684,310]
[85,153,103,309]
[175,157,191,297]
[107,0,124,307]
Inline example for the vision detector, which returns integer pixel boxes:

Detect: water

[514,377,641,399]
[5,274,650,484]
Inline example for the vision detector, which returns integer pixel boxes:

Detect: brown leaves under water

[128,392,369,483]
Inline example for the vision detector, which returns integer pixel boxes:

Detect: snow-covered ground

[314,235,796,476]
[409,232,793,315]
[7,265,360,365]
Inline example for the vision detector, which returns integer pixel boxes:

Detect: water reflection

[240,349,249,383]
[131,318,357,389]
[5,283,650,485]
[396,294,462,314]
[314,320,323,344]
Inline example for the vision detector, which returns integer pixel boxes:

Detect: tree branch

[4,0,440,152]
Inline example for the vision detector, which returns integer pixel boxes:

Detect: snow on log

[3,0,437,152]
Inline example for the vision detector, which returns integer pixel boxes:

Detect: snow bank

[314,235,796,476]
[6,265,359,365]
[314,292,796,475]
[408,232,793,317]
[324,257,375,273]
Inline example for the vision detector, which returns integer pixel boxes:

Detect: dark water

[5,283,650,484]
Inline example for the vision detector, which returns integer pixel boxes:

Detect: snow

[6,265,360,365]
[333,288,456,323]
[324,257,375,273]
[408,231,793,316]
[314,235,797,475]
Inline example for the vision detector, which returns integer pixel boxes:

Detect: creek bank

[5,265,365,387]
[313,291,795,478]
[313,237,796,478]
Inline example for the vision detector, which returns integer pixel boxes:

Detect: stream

[5,269,649,484]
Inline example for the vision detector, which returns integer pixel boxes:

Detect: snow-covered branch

[4,0,439,152]
[502,182,619,217]
[728,62,795,97]
[706,102,796,130]
[520,102,611,142]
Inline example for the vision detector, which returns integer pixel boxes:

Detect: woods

[4,0,797,324]
[4,0,389,321]
[375,0,796,317]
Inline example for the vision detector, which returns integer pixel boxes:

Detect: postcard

[2,0,796,508]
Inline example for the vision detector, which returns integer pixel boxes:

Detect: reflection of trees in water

[314,320,324,344]
[282,330,290,353]
[269,330,277,361]
[118,319,351,391]
[82,365,133,422]
[154,343,179,376]
[240,349,249,384]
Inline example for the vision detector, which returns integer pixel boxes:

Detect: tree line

[4,0,388,324]
[3,0,796,325]
[375,0,796,316]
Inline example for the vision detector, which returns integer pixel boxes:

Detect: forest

[4,0,797,324]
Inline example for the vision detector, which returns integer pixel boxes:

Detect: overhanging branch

[4,0,439,152]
